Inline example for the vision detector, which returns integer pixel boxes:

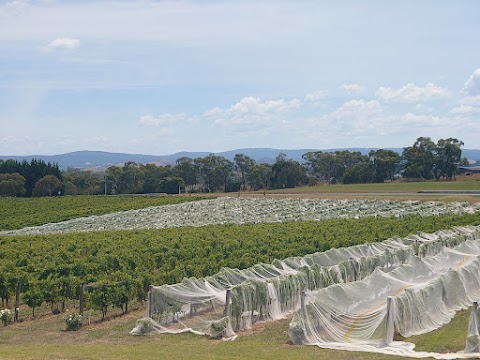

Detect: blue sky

[1,0,480,156]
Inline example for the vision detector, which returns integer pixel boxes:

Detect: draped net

[131,225,480,349]
[289,233,480,358]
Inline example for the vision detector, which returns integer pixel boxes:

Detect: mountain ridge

[1,148,479,170]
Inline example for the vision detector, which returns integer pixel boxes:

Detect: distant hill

[1,148,480,170]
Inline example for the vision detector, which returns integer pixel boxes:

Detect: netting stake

[79,284,86,316]
[225,289,232,318]
[300,291,306,315]
[148,285,153,319]
[385,296,395,345]
[14,282,20,322]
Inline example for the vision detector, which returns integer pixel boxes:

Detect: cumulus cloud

[462,68,480,96]
[304,90,327,103]
[450,94,480,115]
[328,99,382,120]
[375,82,451,102]
[43,37,80,51]
[206,96,301,134]
[139,113,192,126]
[339,83,364,94]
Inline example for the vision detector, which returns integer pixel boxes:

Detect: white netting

[289,234,480,358]
[3,198,479,235]
[465,302,480,353]
[132,225,480,347]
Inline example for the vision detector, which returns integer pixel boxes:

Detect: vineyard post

[385,296,395,345]
[148,285,153,319]
[79,284,86,316]
[14,282,20,322]
[225,289,231,318]
[300,291,306,315]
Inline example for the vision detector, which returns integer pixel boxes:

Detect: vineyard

[1,195,480,359]
[0,195,205,231]
[139,225,480,358]
[1,197,479,236]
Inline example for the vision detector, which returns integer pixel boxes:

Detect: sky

[1,0,480,156]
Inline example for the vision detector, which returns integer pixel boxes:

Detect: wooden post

[385,296,395,345]
[225,289,232,318]
[300,291,306,315]
[14,283,20,322]
[79,284,86,316]
[148,285,153,319]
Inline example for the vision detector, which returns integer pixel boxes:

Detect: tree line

[0,137,468,197]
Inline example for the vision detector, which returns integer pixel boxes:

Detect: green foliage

[271,154,307,189]
[32,175,62,197]
[0,173,26,197]
[0,158,61,197]
[22,284,44,317]
[303,150,369,184]
[369,149,401,182]
[1,210,479,317]
[402,137,465,180]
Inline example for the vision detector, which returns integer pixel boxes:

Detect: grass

[254,177,480,193]
[0,306,408,360]
[0,195,205,231]
[0,305,472,360]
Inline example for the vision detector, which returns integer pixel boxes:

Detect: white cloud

[393,113,444,127]
[139,113,191,126]
[339,83,364,94]
[449,95,480,115]
[328,99,382,120]
[375,82,451,102]
[205,96,301,136]
[462,68,480,96]
[0,0,28,18]
[43,37,80,51]
[304,90,326,103]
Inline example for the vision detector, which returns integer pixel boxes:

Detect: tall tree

[105,166,123,195]
[0,173,26,197]
[402,137,436,180]
[248,163,272,190]
[303,150,368,184]
[271,154,306,189]
[369,149,401,182]
[175,157,198,192]
[434,138,464,180]
[234,154,256,191]
[194,154,227,192]
[121,162,145,194]
[32,175,62,197]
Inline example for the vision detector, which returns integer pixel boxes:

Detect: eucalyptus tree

[248,163,272,190]
[234,154,256,190]
[434,138,464,180]
[369,149,401,182]
[402,137,436,180]
[175,157,198,192]
[271,154,307,189]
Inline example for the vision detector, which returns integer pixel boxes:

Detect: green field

[263,178,480,194]
[1,193,480,359]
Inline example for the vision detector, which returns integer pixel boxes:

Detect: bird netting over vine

[288,233,480,359]
[131,225,480,345]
